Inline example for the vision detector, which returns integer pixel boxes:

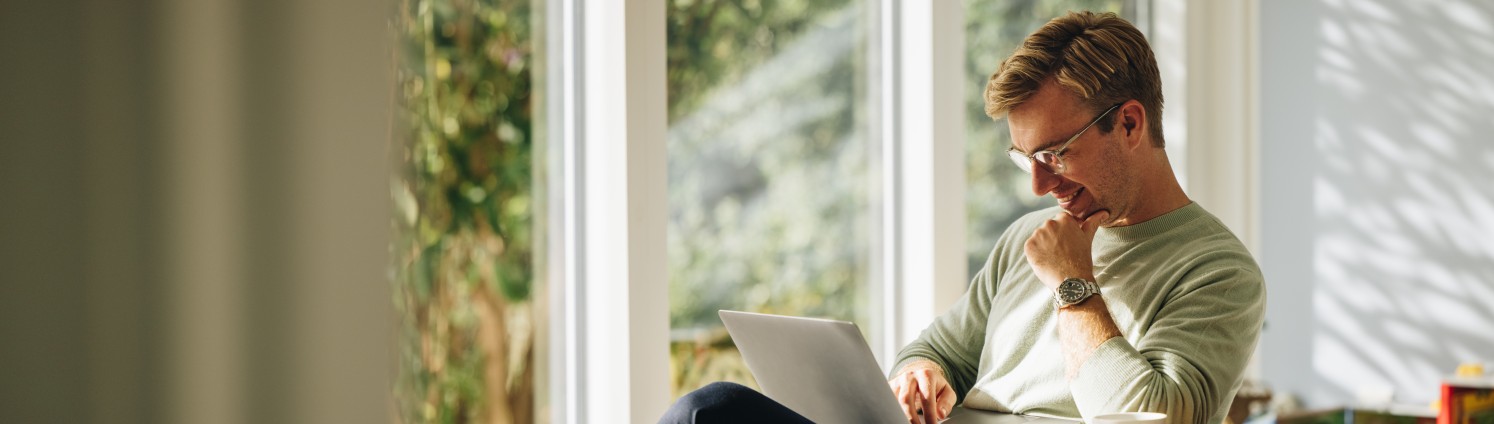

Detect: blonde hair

[984,11,1165,147]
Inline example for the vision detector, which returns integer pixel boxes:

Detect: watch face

[1058,279,1088,303]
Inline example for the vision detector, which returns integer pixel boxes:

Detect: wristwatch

[1053,277,1099,309]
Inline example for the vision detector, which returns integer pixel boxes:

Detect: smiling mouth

[1057,187,1084,204]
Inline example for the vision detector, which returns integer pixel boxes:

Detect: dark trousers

[658,381,815,424]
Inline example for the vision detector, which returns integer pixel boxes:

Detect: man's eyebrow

[1010,137,1067,155]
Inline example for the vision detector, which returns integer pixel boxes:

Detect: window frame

[547,0,670,423]
[872,0,968,368]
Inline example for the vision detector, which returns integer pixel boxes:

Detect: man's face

[1007,82,1133,226]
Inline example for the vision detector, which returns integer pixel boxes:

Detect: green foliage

[665,0,866,396]
[391,0,536,422]
[667,0,852,122]
[664,0,865,327]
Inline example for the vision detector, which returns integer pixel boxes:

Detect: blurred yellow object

[1456,362,1486,378]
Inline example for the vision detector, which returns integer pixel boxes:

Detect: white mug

[1090,412,1167,424]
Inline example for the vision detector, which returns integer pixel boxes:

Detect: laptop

[719,310,1076,424]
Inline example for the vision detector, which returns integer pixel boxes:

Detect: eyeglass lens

[1008,149,1064,174]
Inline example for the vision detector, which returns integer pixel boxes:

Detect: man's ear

[1121,101,1145,149]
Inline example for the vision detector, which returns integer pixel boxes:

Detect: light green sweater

[894,203,1264,424]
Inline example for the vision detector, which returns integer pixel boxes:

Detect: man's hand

[888,359,957,424]
[1024,210,1109,289]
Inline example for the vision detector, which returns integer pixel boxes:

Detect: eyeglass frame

[1006,103,1123,175]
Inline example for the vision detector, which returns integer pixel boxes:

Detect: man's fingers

[912,370,941,423]
[1082,210,1110,235]
[922,389,938,424]
[903,390,924,424]
[911,372,933,424]
[937,385,957,420]
[894,374,920,422]
[913,371,935,400]
[888,363,952,423]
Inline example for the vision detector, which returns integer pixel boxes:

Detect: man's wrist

[1057,291,1102,311]
[897,358,942,374]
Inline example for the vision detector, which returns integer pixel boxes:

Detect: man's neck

[1113,154,1191,227]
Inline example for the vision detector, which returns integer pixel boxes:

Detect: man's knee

[659,382,755,423]
[695,381,753,398]
[670,382,755,413]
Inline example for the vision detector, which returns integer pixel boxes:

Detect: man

[662,11,1263,424]
[886,11,1263,424]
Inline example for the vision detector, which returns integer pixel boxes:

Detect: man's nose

[1030,165,1062,197]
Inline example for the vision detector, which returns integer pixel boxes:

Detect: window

[666,0,876,397]
[391,0,544,422]
[963,0,1144,276]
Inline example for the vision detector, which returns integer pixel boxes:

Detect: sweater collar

[1095,201,1204,244]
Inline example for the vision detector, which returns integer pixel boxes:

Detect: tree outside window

[391,0,541,422]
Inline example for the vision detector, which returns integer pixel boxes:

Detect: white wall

[1260,0,1494,408]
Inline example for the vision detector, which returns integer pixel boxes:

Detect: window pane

[667,0,874,398]
[391,0,544,422]
[964,0,1138,277]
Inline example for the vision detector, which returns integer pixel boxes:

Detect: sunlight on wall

[1265,0,1494,408]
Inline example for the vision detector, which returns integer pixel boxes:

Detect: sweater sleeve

[1069,253,1266,423]
[890,213,1032,403]
[890,259,995,403]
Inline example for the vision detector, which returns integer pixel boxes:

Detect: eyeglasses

[1007,103,1121,175]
